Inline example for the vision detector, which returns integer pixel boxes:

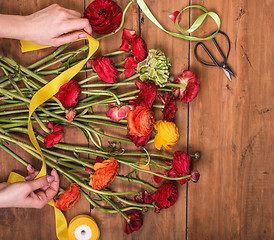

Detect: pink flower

[66,110,76,123]
[106,104,135,121]
[169,11,182,23]
[56,80,81,108]
[44,122,64,148]
[173,70,200,103]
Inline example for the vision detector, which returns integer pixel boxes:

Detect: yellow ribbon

[68,215,100,240]
[8,32,99,240]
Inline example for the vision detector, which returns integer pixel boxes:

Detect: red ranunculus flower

[134,191,155,204]
[131,34,148,62]
[93,55,118,84]
[127,106,155,137]
[154,181,178,209]
[134,80,157,108]
[106,103,135,121]
[124,210,143,234]
[123,57,138,78]
[127,131,152,147]
[159,92,178,121]
[173,70,200,103]
[165,151,193,185]
[120,29,135,52]
[120,29,148,77]
[44,122,64,148]
[56,79,81,108]
[84,0,122,34]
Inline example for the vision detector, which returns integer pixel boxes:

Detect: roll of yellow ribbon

[68,215,100,240]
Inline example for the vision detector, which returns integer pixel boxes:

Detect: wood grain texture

[188,0,273,239]
[0,0,273,240]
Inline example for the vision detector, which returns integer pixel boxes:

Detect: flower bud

[190,170,200,183]
[193,151,201,161]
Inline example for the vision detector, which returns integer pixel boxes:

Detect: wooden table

[0,0,273,239]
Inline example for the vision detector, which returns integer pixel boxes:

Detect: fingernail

[79,33,87,39]
[24,175,32,181]
[47,176,55,183]
[27,164,34,170]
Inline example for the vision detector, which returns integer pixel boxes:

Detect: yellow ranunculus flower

[154,120,179,150]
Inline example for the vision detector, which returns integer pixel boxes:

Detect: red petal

[169,11,182,23]
[153,173,163,183]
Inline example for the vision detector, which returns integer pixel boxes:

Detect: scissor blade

[223,68,232,81]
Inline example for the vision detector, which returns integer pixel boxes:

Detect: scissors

[194,31,235,81]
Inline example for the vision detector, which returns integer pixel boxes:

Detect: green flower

[137,49,171,87]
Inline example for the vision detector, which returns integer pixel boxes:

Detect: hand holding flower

[0,4,92,46]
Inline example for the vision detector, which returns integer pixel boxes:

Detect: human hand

[22,4,92,46]
[0,166,59,208]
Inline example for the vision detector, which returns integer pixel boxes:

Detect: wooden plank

[0,1,88,239]
[137,1,189,240]
[188,0,273,239]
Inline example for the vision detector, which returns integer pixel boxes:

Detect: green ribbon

[136,0,221,41]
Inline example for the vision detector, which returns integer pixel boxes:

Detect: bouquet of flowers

[0,0,202,234]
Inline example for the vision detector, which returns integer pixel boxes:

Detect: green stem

[27,43,71,69]
[114,196,155,208]
[0,144,28,167]
[99,194,130,222]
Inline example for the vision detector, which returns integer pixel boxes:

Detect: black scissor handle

[194,31,231,67]
[194,42,220,67]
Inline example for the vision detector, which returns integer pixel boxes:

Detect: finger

[45,169,59,199]
[27,175,55,192]
[25,171,39,181]
[62,18,92,35]
[35,190,47,201]
[52,31,86,46]
[27,164,35,175]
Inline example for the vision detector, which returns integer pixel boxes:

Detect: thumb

[27,175,55,192]
[53,31,86,46]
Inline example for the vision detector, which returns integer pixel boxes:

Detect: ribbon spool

[68,215,100,240]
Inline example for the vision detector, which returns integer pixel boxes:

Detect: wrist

[0,186,14,208]
[0,14,30,41]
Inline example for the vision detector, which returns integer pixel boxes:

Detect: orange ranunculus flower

[55,183,81,211]
[154,120,179,150]
[89,157,119,190]
[127,106,155,137]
